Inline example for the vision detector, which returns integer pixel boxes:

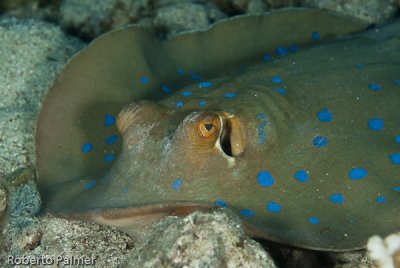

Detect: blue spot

[368,83,381,91]
[289,44,298,53]
[356,63,365,69]
[395,135,400,144]
[214,199,227,207]
[104,114,116,126]
[257,170,275,187]
[266,201,281,213]
[348,167,368,180]
[308,217,320,225]
[273,87,286,95]
[198,81,212,88]
[175,101,184,108]
[275,46,288,56]
[161,84,172,94]
[329,193,344,204]
[311,31,320,41]
[81,143,93,153]
[294,170,309,183]
[271,75,283,84]
[257,121,268,144]
[394,79,400,86]
[317,108,333,123]
[176,68,185,75]
[389,153,400,165]
[368,118,384,131]
[122,187,128,193]
[224,92,237,98]
[262,54,273,62]
[313,135,328,148]
[198,100,206,107]
[376,196,386,204]
[139,75,149,85]
[189,71,201,81]
[240,209,255,218]
[257,113,266,119]
[83,180,96,190]
[393,187,400,192]
[104,154,115,162]
[181,91,192,97]
[105,134,118,145]
[171,178,182,191]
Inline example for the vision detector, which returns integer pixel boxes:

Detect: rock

[59,0,150,40]
[0,18,83,175]
[247,0,268,13]
[153,2,210,37]
[0,184,7,219]
[328,250,373,268]
[368,233,400,268]
[304,0,397,24]
[128,209,276,267]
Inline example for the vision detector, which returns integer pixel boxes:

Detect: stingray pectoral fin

[58,202,214,236]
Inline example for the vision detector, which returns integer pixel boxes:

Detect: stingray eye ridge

[197,115,220,139]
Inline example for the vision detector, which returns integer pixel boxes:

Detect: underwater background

[0,0,400,267]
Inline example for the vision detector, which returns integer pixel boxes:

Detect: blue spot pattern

[275,46,288,56]
[376,196,386,203]
[257,121,268,144]
[198,81,212,88]
[271,75,283,84]
[348,167,368,180]
[289,44,298,53]
[273,87,286,95]
[240,209,255,218]
[181,91,193,97]
[139,75,149,85]
[224,92,237,98]
[175,101,184,107]
[122,187,128,193]
[394,79,400,86]
[161,84,172,94]
[81,143,93,153]
[198,100,206,107]
[262,54,273,62]
[393,187,400,192]
[329,193,344,204]
[83,180,96,190]
[189,71,201,81]
[104,114,116,126]
[356,63,365,68]
[214,199,227,207]
[311,31,320,41]
[257,170,275,187]
[171,178,182,191]
[317,108,333,123]
[395,135,400,144]
[294,170,309,183]
[368,118,384,131]
[308,217,320,225]
[313,135,328,148]
[105,134,118,145]
[104,154,115,162]
[266,201,281,213]
[389,153,400,165]
[176,68,185,75]
[368,83,381,91]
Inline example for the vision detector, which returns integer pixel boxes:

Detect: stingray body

[35,8,400,251]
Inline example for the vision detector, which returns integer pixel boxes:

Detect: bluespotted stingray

[35,8,400,251]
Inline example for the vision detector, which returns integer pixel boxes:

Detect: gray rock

[153,2,210,37]
[304,0,397,24]
[129,209,276,267]
[0,184,6,219]
[0,17,83,175]
[60,0,150,39]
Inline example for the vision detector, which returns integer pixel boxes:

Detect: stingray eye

[197,115,220,139]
